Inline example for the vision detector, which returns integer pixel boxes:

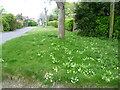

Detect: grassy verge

[2,26,119,88]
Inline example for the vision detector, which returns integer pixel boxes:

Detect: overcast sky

[0,0,57,20]
[0,0,80,21]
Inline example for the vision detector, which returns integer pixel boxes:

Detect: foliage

[75,2,99,36]
[113,16,120,39]
[65,18,74,31]
[94,16,109,37]
[65,2,76,18]
[16,21,24,29]
[94,16,120,38]
[2,13,16,31]
[26,20,37,26]
[48,20,58,28]
[51,8,58,19]
[2,26,118,88]
[48,14,58,21]
[16,14,23,20]
[50,2,75,19]
[2,17,10,31]
[0,6,5,13]
[2,13,24,31]
[75,2,120,38]
[114,2,120,15]
[48,19,74,31]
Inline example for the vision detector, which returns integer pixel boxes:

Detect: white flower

[78,68,81,72]
[53,67,58,72]
[37,53,41,56]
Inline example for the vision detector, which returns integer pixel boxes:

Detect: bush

[94,16,120,38]
[75,2,120,39]
[65,18,74,31]
[2,17,10,31]
[113,16,120,39]
[2,13,16,31]
[16,21,24,29]
[94,16,109,37]
[48,19,74,31]
[48,20,58,28]
[27,20,37,26]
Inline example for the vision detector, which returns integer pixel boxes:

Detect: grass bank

[2,26,119,88]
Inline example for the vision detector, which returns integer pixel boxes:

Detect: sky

[0,0,57,21]
[0,0,81,21]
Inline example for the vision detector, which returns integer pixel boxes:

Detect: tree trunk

[0,12,3,32]
[109,1,115,39]
[56,2,65,38]
[44,7,48,27]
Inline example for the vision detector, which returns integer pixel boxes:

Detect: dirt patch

[2,79,65,88]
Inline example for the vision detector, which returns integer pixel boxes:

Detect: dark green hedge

[94,16,109,37]
[75,2,120,39]
[95,16,120,38]
[77,16,120,38]
[113,16,120,39]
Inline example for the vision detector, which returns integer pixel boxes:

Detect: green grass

[2,26,119,88]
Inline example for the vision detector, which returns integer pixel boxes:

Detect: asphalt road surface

[0,27,36,44]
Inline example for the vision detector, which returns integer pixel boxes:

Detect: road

[0,27,36,44]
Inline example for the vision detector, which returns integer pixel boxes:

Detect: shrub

[94,16,109,37]
[94,16,120,38]
[48,19,74,31]
[48,20,58,28]
[2,13,16,31]
[75,2,120,39]
[2,17,10,31]
[16,21,24,29]
[27,20,37,26]
[65,18,74,31]
[113,16,120,39]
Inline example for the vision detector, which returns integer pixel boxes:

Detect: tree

[39,12,46,26]
[48,14,57,21]
[56,1,66,38]
[52,8,58,18]
[44,7,48,27]
[48,0,66,38]
[109,1,115,39]
[16,13,23,20]
[0,6,5,32]
[65,2,76,18]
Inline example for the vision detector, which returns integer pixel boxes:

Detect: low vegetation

[2,26,118,88]
[48,18,74,31]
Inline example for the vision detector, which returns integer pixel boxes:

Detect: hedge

[48,20,58,28]
[16,21,24,29]
[48,18,74,31]
[2,17,10,31]
[65,18,74,31]
[2,13,16,31]
[26,20,37,26]
[94,16,120,38]
[77,16,120,39]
